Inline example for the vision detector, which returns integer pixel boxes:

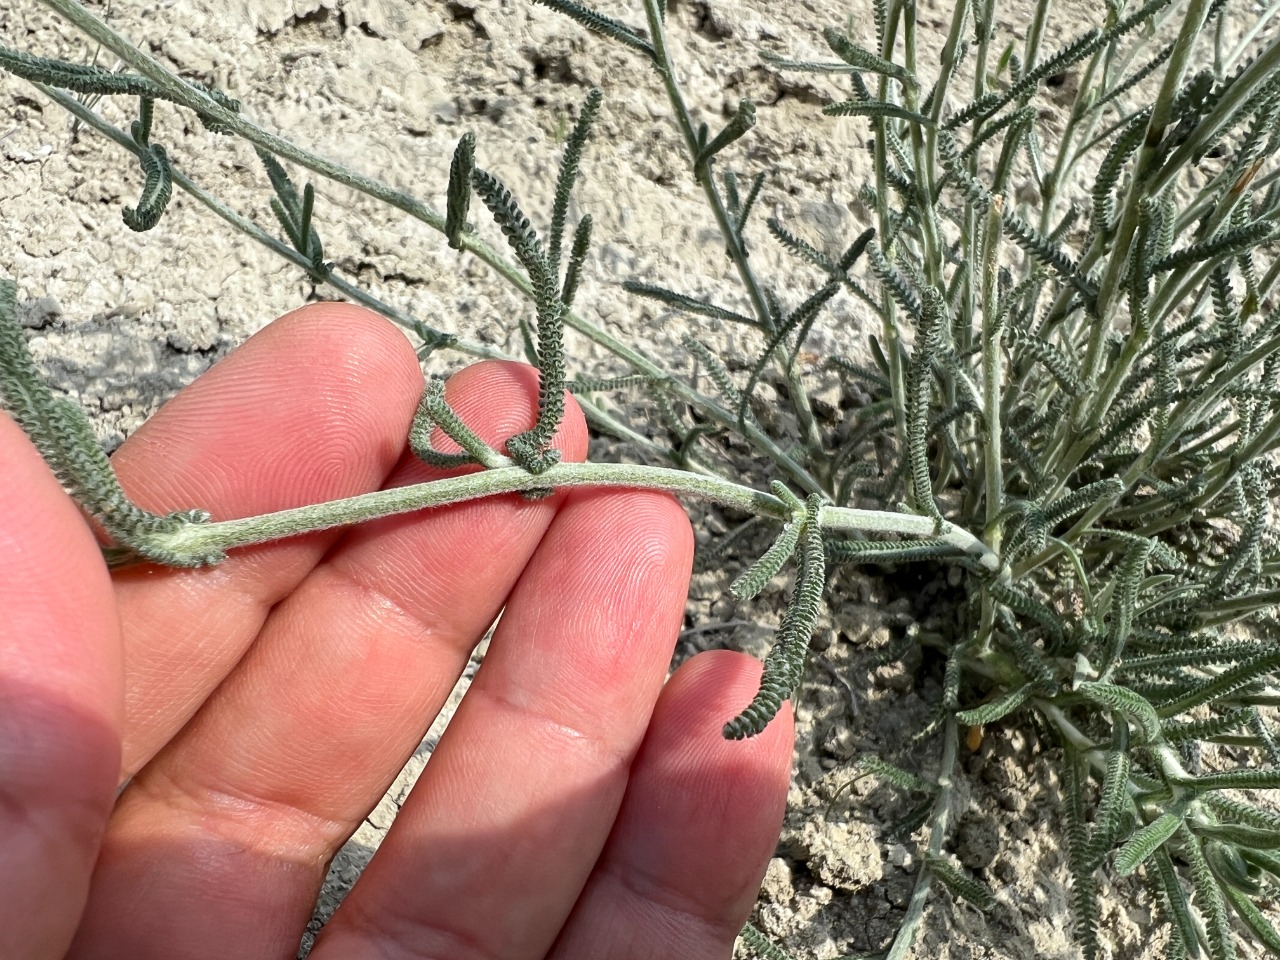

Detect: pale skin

[0,302,793,960]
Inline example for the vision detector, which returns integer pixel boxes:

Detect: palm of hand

[1,303,790,960]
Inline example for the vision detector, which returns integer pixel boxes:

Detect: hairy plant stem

[641,0,770,333]
[906,0,968,494]
[901,0,946,293]
[1016,327,1280,578]
[1021,0,1054,77]
[1033,2,1272,496]
[1076,0,1213,401]
[37,87,500,355]
[146,460,1001,569]
[980,198,1005,547]
[875,2,911,446]
[38,85,699,472]
[1036,5,1115,237]
[1149,31,1280,196]
[640,0,828,470]
[1039,31,1280,504]
[884,716,959,960]
[37,0,825,498]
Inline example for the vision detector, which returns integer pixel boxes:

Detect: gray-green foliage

[5,0,1280,957]
[0,279,217,567]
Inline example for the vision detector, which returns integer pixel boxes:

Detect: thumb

[0,413,124,959]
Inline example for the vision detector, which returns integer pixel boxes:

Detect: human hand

[1,303,792,960]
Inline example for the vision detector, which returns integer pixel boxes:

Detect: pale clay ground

[1,0,1277,958]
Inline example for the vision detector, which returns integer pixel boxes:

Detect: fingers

[70,362,591,960]
[308,488,696,960]
[0,415,123,960]
[108,302,424,776]
[549,651,793,960]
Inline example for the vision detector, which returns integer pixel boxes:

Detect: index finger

[108,303,424,776]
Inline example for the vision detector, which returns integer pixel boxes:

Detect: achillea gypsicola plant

[4,0,1280,955]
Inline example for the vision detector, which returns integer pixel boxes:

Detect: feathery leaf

[529,0,654,58]
[1115,812,1184,876]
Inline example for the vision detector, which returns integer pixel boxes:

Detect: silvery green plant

[4,0,1280,957]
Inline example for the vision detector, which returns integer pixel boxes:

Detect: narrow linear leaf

[419,379,507,469]
[470,168,565,473]
[946,28,1102,128]
[853,755,939,795]
[733,171,766,234]
[121,144,172,232]
[0,44,241,132]
[528,0,655,58]
[1088,716,1132,869]
[549,88,603,277]
[1241,847,1280,884]
[1115,812,1184,875]
[1063,746,1101,960]
[1153,222,1280,274]
[258,148,328,275]
[956,683,1032,725]
[905,287,946,520]
[989,578,1067,650]
[1151,846,1202,960]
[1156,648,1280,718]
[1044,478,1125,525]
[826,537,960,564]
[731,518,805,600]
[566,373,653,393]
[1076,682,1162,742]
[867,243,922,319]
[737,922,797,960]
[824,99,935,126]
[1222,885,1280,954]
[1206,793,1280,832]
[1091,113,1148,235]
[740,280,841,426]
[1196,822,1280,850]
[724,495,826,739]
[561,214,592,308]
[1098,539,1153,679]
[766,218,877,306]
[130,95,155,145]
[0,278,215,566]
[822,27,919,88]
[1184,768,1280,792]
[925,852,997,911]
[1161,708,1253,742]
[682,335,756,426]
[409,380,476,469]
[622,280,755,325]
[1182,827,1238,960]
[760,52,871,74]
[1006,327,1088,396]
[696,98,756,170]
[997,610,1058,693]
[445,132,475,250]
[1001,209,1097,305]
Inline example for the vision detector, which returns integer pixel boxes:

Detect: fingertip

[657,649,795,808]
[627,647,795,913]
[274,300,423,372]
[112,300,425,518]
[548,650,793,959]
